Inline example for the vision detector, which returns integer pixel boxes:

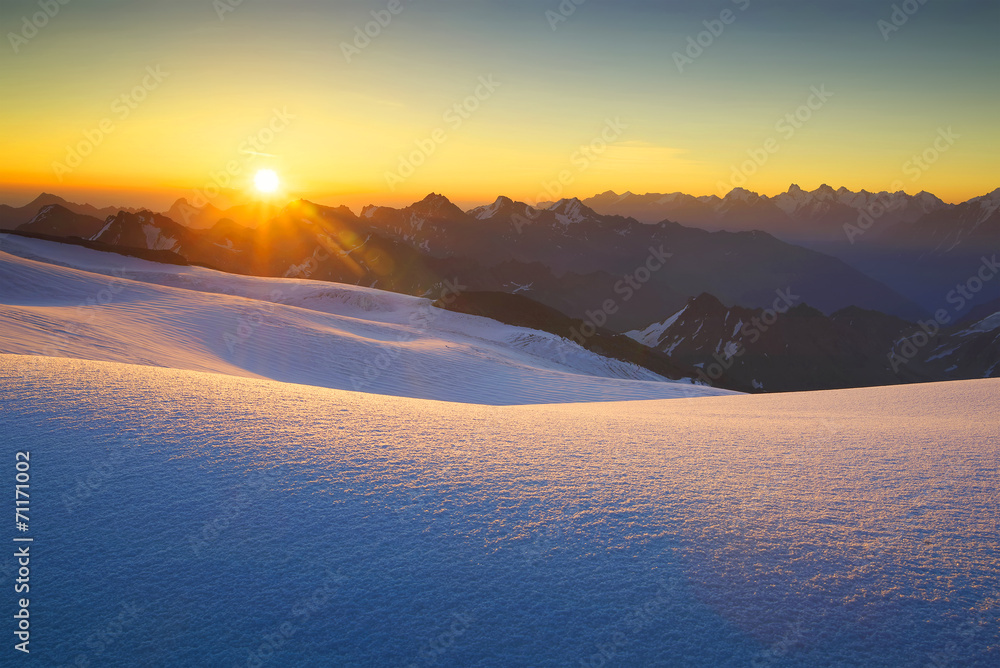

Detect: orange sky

[1,0,996,211]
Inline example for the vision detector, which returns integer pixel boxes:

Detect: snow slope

[1,355,997,666]
[2,233,997,666]
[0,234,732,405]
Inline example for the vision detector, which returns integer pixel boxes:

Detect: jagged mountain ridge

[566,185,1000,313]
[3,192,929,330]
[565,184,951,237]
[0,193,139,230]
[17,204,107,239]
[4,190,997,393]
[627,292,999,392]
[195,193,927,325]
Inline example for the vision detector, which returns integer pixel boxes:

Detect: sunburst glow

[254,169,279,194]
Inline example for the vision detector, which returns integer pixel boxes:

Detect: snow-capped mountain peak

[723,187,761,203]
[969,187,1000,224]
[470,195,515,220]
[547,197,602,225]
[87,209,187,253]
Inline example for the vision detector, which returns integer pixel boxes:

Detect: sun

[254,169,279,194]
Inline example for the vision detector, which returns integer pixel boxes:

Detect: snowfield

[1,234,998,666]
[0,356,997,666]
[0,234,733,405]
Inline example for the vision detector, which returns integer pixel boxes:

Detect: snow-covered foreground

[0,234,732,405]
[1,355,997,666]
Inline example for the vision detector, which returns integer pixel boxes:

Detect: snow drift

[0,234,732,405]
[1,356,997,666]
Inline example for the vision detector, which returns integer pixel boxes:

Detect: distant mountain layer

[0,193,138,230]
[16,204,107,239]
[309,193,929,324]
[561,184,950,236]
[562,185,1000,312]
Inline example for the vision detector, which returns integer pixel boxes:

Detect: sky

[0,0,997,211]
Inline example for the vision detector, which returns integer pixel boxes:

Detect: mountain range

[625,292,1000,393]
[0,192,139,229]
[557,185,1000,311]
[557,185,950,238]
[1,185,997,392]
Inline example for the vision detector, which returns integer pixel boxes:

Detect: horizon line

[2,182,997,214]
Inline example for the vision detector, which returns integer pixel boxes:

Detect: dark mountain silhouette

[348,194,927,324]
[626,293,916,392]
[17,204,107,239]
[432,291,695,382]
[89,210,196,253]
[0,193,138,230]
[629,292,998,392]
[572,185,1000,314]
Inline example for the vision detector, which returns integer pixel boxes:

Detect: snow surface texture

[0,234,733,405]
[1,355,998,666]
